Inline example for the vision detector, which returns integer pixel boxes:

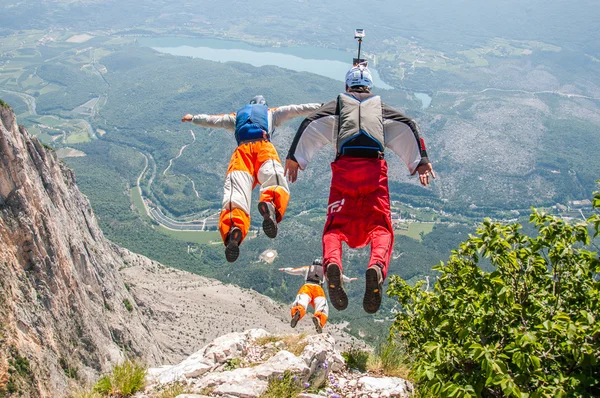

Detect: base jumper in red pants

[324,157,394,280]
[285,64,435,314]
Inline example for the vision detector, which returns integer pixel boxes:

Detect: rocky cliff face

[0,105,164,396]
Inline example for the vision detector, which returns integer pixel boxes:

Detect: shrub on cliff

[93,360,146,397]
[388,185,600,397]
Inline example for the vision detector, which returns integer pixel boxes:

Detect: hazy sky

[1,0,598,53]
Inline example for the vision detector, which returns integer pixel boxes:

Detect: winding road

[0,89,37,115]
[164,130,196,176]
[135,149,219,231]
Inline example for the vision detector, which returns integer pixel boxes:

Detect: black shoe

[363,266,383,314]
[312,317,323,334]
[326,263,348,311]
[258,201,278,239]
[290,311,301,328]
[225,227,242,263]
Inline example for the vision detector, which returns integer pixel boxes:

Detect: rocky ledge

[143,329,413,398]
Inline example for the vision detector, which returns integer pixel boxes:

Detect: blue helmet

[345,65,373,89]
[249,95,267,106]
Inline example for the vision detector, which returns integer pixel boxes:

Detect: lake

[414,92,432,109]
[138,37,394,90]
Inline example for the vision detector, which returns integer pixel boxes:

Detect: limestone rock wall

[0,106,164,397]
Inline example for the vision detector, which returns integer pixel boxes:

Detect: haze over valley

[1,0,599,347]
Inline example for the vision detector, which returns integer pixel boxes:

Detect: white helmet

[345,64,373,89]
[249,95,267,106]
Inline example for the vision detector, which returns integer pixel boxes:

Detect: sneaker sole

[225,229,242,263]
[290,312,300,328]
[312,317,323,334]
[258,202,278,238]
[326,264,348,311]
[363,267,382,314]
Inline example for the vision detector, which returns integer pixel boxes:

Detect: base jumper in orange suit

[279,258,356,333]
[284,66,435,314]
[182,96,321,262]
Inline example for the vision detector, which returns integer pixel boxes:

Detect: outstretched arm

[279,266,309,276]
[285,99,337,182]
[271,103,323,128]
[182,112,237,132]
[382,104,435,186]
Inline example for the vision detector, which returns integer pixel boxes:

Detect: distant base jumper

[280,258,356,333]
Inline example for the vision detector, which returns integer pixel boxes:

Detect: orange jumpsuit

[191,103,321,244]
[281,265,354,328]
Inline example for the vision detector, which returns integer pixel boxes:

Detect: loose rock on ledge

[143,329,413,398]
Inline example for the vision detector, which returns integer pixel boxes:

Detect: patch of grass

[394,222,435,241]
[198,386,215,395]
[6,351,33,394]
[123,298,133,312]
[367,341,412,380]
[71,388,102,398]
[33,115,63,127]
[254,335,281,346]
[342,346,369,372]
[224,357,241,371]
[152,381,192,398]
[130,188,152,222]
[65,131,91,144]
[0,99,11,109]
[39,83,61,95]
[42,143,55,152]
[254,333,308,356]
[259,370,302,398]
[8,354,30,377]
[0,364,8,396]
[93,360,147,397]
[157,227,221,245]
[283,335,309,356]
[59,357,79,379]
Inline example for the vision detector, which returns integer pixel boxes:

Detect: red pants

[322,157,394,279]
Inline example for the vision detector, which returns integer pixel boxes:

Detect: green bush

[6,351,33,394]
[259,370,302,398]
[93,360,147,397]
[341,346,370,372]
[223,358,241,371]
[388,185,600,397]
[122,298,133,312]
